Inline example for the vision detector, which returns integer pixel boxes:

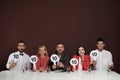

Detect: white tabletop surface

[0,70,120,80]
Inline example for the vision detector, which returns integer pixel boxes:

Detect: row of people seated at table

[6,38,114,72]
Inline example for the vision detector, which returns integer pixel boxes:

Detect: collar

[17,51,24,56]
[96,49,105,53]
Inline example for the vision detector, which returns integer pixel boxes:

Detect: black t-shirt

[49,51,70,71]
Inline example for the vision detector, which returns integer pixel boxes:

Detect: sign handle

[53,62,56,65]
[33,63,37,70]
[73,65,76,69]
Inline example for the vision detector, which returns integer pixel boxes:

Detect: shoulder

[24,53,30,57]
[73,54,78,57]
[103,50,112,55]
[63,53,69,56]
[61,52,69,57]
[9,51,18,56]
[104,49,111,53]
[72,54,79,58]
[84,55,90,58]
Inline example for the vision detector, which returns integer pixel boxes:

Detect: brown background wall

[0,0,120,73]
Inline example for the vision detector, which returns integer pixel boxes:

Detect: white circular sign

[14,54,19,59]
[30,55,38,64]
[92,52,97,57]
[50,54,59,65]
[13,54,19,63]
[90,51,98,61]
[70,58,78,68]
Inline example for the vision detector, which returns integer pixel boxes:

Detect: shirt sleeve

[90,51,94,64]
[6,54,14,69]
[108,52,113,65]
[26,55,31,70]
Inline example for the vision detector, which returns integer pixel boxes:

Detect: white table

[0,70,120,80]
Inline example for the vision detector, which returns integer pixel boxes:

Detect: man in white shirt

[90,38,114,70]
[6,41,31,71]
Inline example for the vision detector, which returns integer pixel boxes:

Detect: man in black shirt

[49,43,70,71]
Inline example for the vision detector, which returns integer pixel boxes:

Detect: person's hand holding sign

[91,52,98,67]
[30,55,38,71]
[10,54,19,69]
[70,58,78,71]
[10,63,17,69]
[50,54,59,70]
[14,54,19,62]
[59,62,64,68]
[92,52,97,61]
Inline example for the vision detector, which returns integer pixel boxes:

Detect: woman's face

[38,47,46,56]
[78,47,85,56]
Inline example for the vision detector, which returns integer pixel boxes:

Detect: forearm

[6,63,10,69]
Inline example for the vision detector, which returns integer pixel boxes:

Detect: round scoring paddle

[30,55,38,70]
[92,52,97,61]
[70,58,78,69]
[13,54,19,63]
[50,54,59,65]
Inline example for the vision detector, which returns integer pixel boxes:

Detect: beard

[57,50,64,54]
[18,49,24,53]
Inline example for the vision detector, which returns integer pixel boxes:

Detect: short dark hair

[96,38,105,43]
[17,40,26,45]
[56,42,64,46]
[55,42,65,54]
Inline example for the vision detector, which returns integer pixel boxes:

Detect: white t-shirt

[6,51,31,71]
[57,57,60,66]
[90,49,113,70]
[78,57,82,71]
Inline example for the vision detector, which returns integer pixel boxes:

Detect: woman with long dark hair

[70,46,90,71]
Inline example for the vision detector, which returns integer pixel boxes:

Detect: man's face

[56,44,65,54]
[96,41,105,50]
[17,43,26,53]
